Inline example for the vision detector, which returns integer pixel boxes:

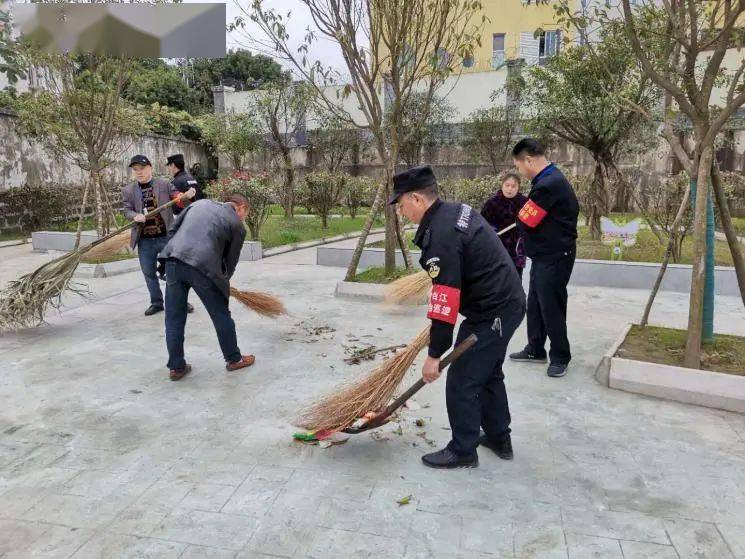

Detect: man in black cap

[166,154,203,215]
[122,155,196,316]
[391,165,526,469]
[509,139,579,378]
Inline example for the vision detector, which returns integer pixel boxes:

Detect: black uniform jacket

[413,199,525,358]
[171,169,203,215]
[516,163,579,261]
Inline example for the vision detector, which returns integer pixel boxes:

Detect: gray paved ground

[1,242,745,558]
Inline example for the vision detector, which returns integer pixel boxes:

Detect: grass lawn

[617,325,745,375]
[257,214,383,249]
[0,231,28,243]
[352,266,417,284]
[81,252,137,264]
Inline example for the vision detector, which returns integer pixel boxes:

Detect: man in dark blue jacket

[391,165,526,469]
[509,139,579,378]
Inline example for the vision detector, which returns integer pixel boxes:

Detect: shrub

[299,171,348,228]
[205,170,275,240]
[438,175,500,209]
[0,183,83,234]
[344,175,377,218]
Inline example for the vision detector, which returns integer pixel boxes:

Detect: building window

[538,30,561,65]
[492,33,506,68]
[463,54,475,68]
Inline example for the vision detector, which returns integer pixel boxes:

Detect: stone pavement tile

[178,483,237,513]
[105,504,173,537]
[0,441,40,468]
[513,525,567,559]
[458,513,513,557]
[282,468,376,501]
[664,518,735,558]
[179,544,238,558]
[0,466,80,495]
[164,459,254,487]
[243,465,296,484]
[4,525,95,559]
[69,532,186,558]
[305,528,406,559]
[3,446,74,479]
[562,507,669,545]
[402,510,463,559]
[21,493,133,529]
[620,541,679,559]
[717,522,745,558]
[566,533,623,558]
[0,519,50,555]
[220,479,284,517]
[241,514,316,557]
[0,486,54,518]
[150,509,258,550]
[134,480,195,510]
[60,469,161,500]
[50,447,134,472]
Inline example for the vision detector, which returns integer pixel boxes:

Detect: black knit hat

[388,165,437,205]
[166,153,185,169]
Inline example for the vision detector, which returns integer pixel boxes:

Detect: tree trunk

[711,162,745,306]
[384,163,397,275]
[281,151,295,218]
[684,146,714,369]
[91,168,105,238]
[640,187,690,327]
[395,212,413,269]
[74,179,91,250]
[344,182,385,281]
[588,160,607,240]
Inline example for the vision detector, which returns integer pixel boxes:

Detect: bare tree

[235,0,485,278]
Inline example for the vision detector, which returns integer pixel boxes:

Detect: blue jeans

[137,236,168,306]
[445,298,526,457]
[165,259,242,371]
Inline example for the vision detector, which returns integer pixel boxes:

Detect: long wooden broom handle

[497,222,517,236]
[375,333,479,422]
[80,195,188,253]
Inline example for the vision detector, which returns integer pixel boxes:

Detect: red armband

[427,285,461,325]
[518,199,547,228]
[171,194,186,208]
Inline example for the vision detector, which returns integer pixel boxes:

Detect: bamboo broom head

[295,326,430,432]
[384,270,431,305]
[230,286,286,318]
[81,230,132,261]
[0,250,86,332]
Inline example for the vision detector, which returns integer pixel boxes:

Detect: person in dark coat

[158,195,255,381]
[480,172,528,278]
[166,153,203,215]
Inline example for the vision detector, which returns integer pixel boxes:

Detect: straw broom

[296,326,430,432]
[384,222,518,305]
[229,286,286,318]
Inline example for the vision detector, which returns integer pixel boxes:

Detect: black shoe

[509,349,547,363]
[144,304,164,316]
[478,434,513,460]
[186,302,194,314]
[421,448,478,469]
[547,363,568,378]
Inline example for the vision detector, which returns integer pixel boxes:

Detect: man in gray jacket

[159,194,255,381]
[122,155,196,316]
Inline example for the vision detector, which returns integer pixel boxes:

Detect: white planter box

[239,241,263,262]
[599,323,745,413]
[75,257,140,278]
[32,230,98,252]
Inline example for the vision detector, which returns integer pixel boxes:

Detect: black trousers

[445,299,525,457]
[525,251,575,365]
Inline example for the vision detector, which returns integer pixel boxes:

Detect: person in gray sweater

[158,194,255,381]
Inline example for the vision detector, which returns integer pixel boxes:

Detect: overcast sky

[182,0,352,79]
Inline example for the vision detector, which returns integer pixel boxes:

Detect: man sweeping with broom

[390,165,526,469]
[158,194,256,381]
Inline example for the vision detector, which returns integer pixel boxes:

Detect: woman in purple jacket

[480,172,529,278]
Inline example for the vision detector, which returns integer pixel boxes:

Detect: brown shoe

[169,364,192,381]
[226,355,255,371]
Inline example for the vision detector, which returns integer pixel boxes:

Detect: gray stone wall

[0,109,208,191]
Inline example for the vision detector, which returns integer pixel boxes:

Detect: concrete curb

[595,323,633,386]
[0,238,30,248]
[32,230,98,252]
[601,323,745,413]
[334,281,388,301]
[74,257,140,279]
[262,226,388,258]
[317,247,741,296]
